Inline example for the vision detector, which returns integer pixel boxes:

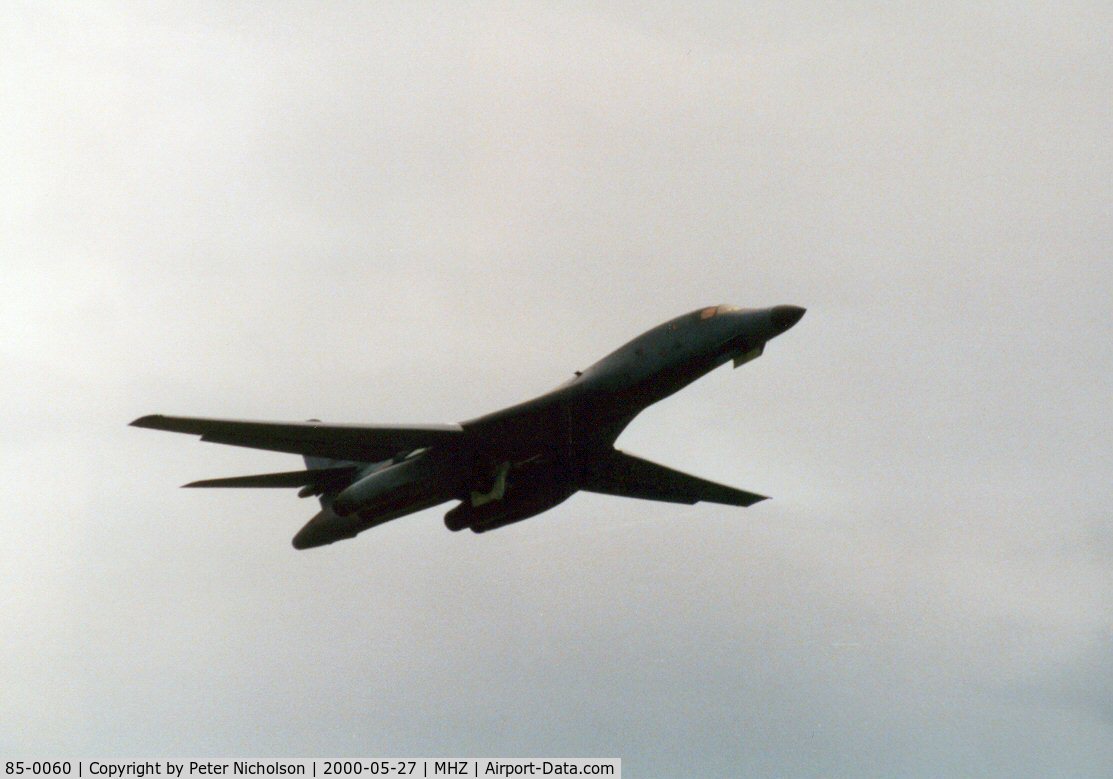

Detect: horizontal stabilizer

[183,466,357,489]
[582,450,768,507]
[130,414,464,462]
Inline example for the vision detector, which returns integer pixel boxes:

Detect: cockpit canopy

[699,304,741,320]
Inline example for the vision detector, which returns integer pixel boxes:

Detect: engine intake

[444,485,574,533]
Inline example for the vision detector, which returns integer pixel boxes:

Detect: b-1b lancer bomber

[132,304,805,548]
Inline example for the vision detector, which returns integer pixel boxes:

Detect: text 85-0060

[5,765,72,776]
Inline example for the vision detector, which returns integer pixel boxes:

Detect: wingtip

[130,414,161,428]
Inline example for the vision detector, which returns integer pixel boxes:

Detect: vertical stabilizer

[303,420,347,507]
[302,453,346,509]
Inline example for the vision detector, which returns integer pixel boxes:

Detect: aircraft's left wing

[130,414,464,462]
[581,450,768,507]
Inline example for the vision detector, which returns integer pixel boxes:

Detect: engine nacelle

[444,486,574,533]
[333,450,452,517]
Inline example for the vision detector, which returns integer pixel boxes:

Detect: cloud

[3,2,1111,774]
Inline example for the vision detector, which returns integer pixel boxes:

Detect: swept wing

[130,414,464,462]
[582,450,767,507]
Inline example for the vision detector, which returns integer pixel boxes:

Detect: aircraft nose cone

[771,305,806,331]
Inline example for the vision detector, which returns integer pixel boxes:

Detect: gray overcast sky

[2,2,1110,775]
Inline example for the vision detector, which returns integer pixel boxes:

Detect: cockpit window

[700,305,740,320]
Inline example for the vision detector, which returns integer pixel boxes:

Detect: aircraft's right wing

[581,450,768,507]
[130,414,464,462]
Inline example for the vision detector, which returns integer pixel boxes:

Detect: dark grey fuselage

[287,304,804,547]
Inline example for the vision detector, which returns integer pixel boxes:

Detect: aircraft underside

[131,303,803,548]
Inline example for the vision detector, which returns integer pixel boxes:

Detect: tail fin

[302,455,357,508]
[303,454,338,471]
[302,420,329,471]
[300,420,357,507]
